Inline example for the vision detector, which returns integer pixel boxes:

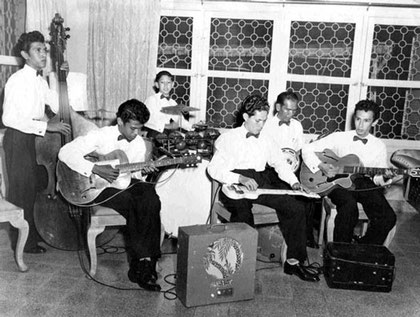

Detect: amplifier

[257,224,283,262]
[176,223,258,307]
[324,242,395,292]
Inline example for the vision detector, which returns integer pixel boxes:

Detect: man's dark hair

[116,99,150,124]
[14,31,45,56]
[354,99,381,121]
[154,70,174,82]
[241,94,270,116]
[236,94,269,126]
[274,91,298,114]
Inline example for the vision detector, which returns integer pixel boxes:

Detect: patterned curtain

[0,0,25,127]
[87,0,159,117]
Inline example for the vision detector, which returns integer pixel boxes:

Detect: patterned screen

[206,77,269,128]
[157,16,193,69]
[288,21,355,78]
[172,75,190,107]
[370,24,420,81]
[367,86,420,140]
[287,81,349,134]
[209,18,273,73]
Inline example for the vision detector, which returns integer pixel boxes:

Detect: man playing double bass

[2,31,71,254]
[301,99,396,245]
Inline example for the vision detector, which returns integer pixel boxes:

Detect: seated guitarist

[260,90,318,248]
[207,94,320,282]
[302,99,396,245]
[58,99,162,291]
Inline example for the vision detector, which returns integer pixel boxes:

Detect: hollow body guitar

[299,148,420,195]
[57,150,201,205]
[222,184,320,200]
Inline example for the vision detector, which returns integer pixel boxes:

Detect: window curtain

[87,0,159,117]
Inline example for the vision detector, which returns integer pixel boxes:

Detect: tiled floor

[0,199,419,317]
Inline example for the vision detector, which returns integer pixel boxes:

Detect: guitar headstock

[48,13,70,81]
[409,168,420,178]
[179,154,203,168]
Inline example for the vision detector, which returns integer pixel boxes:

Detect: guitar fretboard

[116,157,196,173]
[343,166,409,176]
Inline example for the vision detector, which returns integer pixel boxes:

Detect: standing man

[207,94,320,282]
[58,99,162,291]
[302,99,396,245]
[2,31,71,254]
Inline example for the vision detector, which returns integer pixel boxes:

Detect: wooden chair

[318,196,396,247]
[87,206,165,276]
[210,181,287,263]
[0,199,28,272]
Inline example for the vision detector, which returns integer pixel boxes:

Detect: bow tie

[160,95,170,101]
[353,135,368,144]
[36,70,43,77]
[117,134,126,141]
[246,132,259,139]
[278,120,290,127]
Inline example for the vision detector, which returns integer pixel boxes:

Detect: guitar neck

[343,166,409,176]
[255,188,319,199]
[116,157,190,173]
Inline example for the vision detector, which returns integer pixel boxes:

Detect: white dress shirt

[260,116,304,152]
[2,64,59,136]
[144,92,192,133]
[58,125,147,179]
[207,125,299,186]
[302,130,389,174]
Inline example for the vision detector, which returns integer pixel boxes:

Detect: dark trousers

[3,128,42,250]
[94,179,161,260]
[219,169,308,263]
[328,176,396,244]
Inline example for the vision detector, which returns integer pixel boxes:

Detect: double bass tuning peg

[65,27,70,31]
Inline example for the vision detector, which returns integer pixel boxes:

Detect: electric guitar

[57,149,202,205]
[300,148,420,196]
[221,184,320,200]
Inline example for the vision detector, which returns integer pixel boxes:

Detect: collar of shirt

[23,64,40,77]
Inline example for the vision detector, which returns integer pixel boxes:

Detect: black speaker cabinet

[176,223,258,307]
[324,242,395,292]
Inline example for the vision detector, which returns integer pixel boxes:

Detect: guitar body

[57,149,132,205]
[299,149,360,195]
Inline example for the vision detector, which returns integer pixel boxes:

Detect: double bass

[33,14,106,250]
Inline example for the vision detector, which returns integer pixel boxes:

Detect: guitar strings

[70,165,181,207]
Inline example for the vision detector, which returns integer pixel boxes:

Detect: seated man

[207,94,319,282]
[58,99,162,291]
[302,99,396,245]
[260,90,318,248]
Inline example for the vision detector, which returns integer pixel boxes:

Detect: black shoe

[24,245,47,254]
[284,261,320,282]
[128,259,161,292]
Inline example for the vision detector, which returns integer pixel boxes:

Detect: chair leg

[383,226,396,248]
[9,218,29,272]
[318,202,327,246]
[87,224,105,276]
